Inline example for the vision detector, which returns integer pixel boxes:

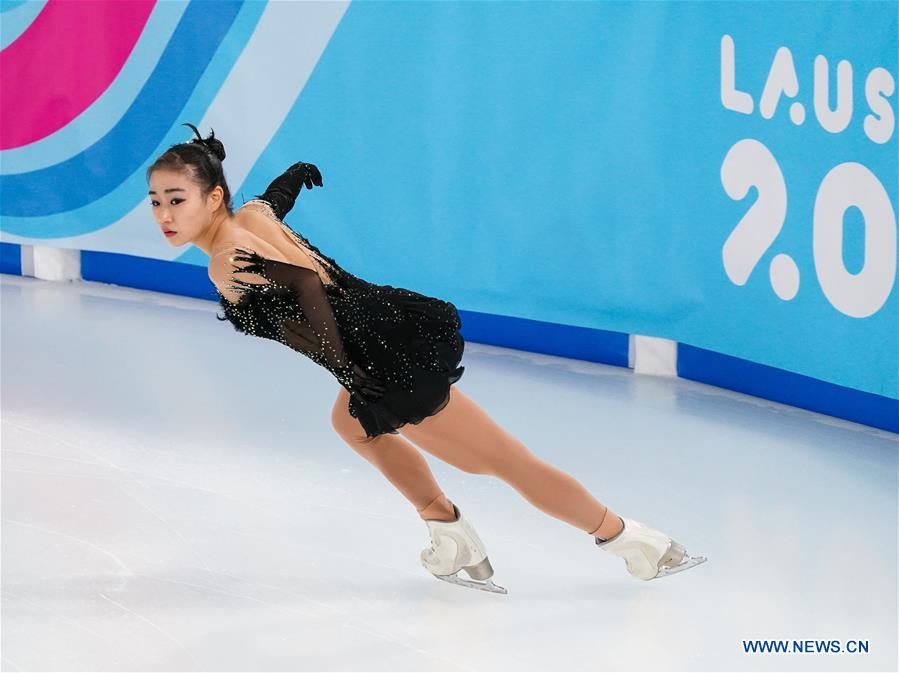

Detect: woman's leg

[397,385,625,539]
[331,387,457,522]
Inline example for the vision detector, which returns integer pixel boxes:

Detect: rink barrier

[456,309,630,369]
[1,241,895,435]
[1,241,21,275]
[678,345,898,434]
[80,248,215,301]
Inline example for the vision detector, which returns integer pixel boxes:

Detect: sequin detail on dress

[214,199,465,438]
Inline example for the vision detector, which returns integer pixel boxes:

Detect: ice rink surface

[2,274,896,672]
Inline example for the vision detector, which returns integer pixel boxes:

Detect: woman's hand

[286,162,323,190]
[254,162,323,220]
[347,362,387,404]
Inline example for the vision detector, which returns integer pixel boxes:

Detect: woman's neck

[196,208,238,256]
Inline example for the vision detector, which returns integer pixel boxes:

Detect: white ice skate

[421,504,507,594]
[596,516,707,580]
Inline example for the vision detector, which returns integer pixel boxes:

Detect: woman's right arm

[209,246,386,403]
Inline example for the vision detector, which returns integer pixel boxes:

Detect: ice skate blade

[651,554,707,579]
[433,572,508,594]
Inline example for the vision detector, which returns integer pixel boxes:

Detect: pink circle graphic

[0,0,156,150]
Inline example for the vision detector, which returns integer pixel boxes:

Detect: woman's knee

[330,388,369,445]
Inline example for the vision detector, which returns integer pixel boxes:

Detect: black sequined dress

[214,199,465,438]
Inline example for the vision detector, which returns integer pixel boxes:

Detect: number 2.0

[721,138,896,318]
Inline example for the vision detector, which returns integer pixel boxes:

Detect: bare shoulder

[237,199,279,221]
[208,204,322,302]
[208,231,278,302]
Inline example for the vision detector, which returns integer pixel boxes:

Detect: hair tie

[182,122,218,160]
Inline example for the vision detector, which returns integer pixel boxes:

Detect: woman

[146,123,706,594]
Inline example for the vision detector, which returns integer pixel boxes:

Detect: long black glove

[227,247,386,404]
[254,162,323,221]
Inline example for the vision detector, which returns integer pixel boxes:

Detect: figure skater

[146,123,706,594]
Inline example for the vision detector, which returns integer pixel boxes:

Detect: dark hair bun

[182,122,226,163]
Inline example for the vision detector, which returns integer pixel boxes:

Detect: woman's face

[148,168,218,246]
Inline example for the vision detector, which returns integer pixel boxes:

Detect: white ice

[2,273,896,672]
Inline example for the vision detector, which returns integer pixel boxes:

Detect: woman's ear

[207,185,225,211]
